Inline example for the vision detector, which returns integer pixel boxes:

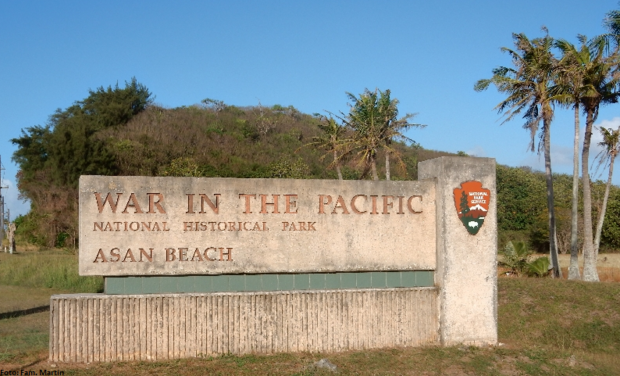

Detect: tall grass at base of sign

[0,251,103,293]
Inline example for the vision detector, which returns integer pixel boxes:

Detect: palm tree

[475,30,562,278]
[596,8,620,51]
[593,126,620,255]
[606,8,620,37]
[376,89,426,180]
[303,116,347,180]
[554,36,590,280]
[344,89,384,180]
[577,38,620,282]
[344,89,425,180]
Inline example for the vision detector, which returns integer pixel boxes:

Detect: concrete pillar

[419,157,497,346]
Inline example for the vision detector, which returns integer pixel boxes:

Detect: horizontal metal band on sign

[105,271,434,295]
[50,288,439,362]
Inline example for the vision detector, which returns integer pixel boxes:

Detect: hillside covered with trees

[8,79,620,256]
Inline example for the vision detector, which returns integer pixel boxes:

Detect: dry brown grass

[557,266,620,282]
[0,285,68,313]
[557,253,620,268]
[555,253,620,282]
[499,254,620,282]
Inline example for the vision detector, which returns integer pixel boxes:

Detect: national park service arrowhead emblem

[453,181,490,235]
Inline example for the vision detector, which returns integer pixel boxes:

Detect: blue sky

[1,1,619,217]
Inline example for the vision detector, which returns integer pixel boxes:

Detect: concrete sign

[54,157,498,362]
[79,176,437,276]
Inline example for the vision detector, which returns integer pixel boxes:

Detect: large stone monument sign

[78,177,436,275]
[49,157,497,362]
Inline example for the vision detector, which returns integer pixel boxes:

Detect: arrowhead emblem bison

[453,181,490,235]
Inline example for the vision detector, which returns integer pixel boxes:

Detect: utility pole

[7,208,11,254]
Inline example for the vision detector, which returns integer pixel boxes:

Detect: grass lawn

[0,285,76,314]
[0,250,618,375]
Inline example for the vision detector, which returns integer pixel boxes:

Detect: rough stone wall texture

[419,157,498,346]
[50,288,438,362]
[79,177,436,276]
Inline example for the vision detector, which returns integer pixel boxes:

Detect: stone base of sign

[49,288,438,363]
[419,157,498,346]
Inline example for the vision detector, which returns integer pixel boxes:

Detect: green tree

[475,30,562,278]
[601,188,620,249]
[303,116,347,180]
[343,89,383,180]
[576,38,620,282]
[10,78,152,247]
[496,165,547,232]
[10,125,50,182]
[160,157,202,177]
[81,78,152,130]
[554,36,590,280]
[44,77,153,187]
[593,126,620,256]
[343,88,423,180]
[268,158,310,179]
[376,89,426,180]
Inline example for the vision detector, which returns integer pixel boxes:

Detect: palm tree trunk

[334,149,343,180]
[582,110,599,282]
[371,157,378,181]
[385,150,391,181]
[543,118,562,278]
[594,152,615,254]
[568,104,581,280]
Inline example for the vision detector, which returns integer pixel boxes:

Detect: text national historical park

[49,157,498,363]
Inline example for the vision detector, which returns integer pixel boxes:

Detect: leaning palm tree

[303,115,347,180]
[554,36,590,280]
[593,126,620,256]
[475,29,562,278]
[578,38,620,282]
[376,89,426,180]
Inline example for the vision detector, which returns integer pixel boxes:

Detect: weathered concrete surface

[419,157,497,346]
[49,289,439,362]
[79,177,436,276]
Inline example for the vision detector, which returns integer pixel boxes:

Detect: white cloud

[1,179,30,219]
[465,146,486,157]
[517,117,620,183]
[518,143,574,172]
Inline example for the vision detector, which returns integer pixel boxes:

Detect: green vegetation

[476,7,620,281]
[496,164,620,253]
[475,29,563,277]
[7,79,620,254]
[499,241,552,277]
[0,311,49,365]
[499,241,533,275]
[8,86,430,249]
[1,277,618,374]
[339,88,425,180]
[0,251,103,293]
